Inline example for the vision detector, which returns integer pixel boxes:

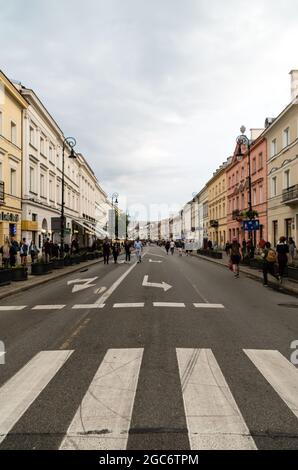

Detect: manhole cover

[278,303,298,308]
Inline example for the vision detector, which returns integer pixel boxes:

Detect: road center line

[193,303,225,309]
[32,305,66,310]
[113,303,145,308]
[153,302,185,308]
[0,306,27,311]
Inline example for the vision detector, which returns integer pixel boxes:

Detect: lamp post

[236,125,253,242]
[111,192,119,239]
[61,136,77,257]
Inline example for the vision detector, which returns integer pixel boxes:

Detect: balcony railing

[0,181,4,204]
[210,219,219,228]
[282,185,298,204]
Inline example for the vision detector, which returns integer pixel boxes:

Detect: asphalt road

[1,245,298,450]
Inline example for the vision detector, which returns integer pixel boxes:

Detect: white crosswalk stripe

[244,349,298,419]
[0,350,73,445]
[59,348,143,450]
[176,348,256,450]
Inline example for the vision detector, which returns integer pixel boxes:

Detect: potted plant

[0,267,12,286]
[51,257,64,269]
[31,258,52,275]
[11,265,28,281]
[86,252,95,260]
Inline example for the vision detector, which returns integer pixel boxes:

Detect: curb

[190,253,298,297]
[0,258,103,301]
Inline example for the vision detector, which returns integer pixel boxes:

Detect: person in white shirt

[134,239,143,263]
[170,240,175,255]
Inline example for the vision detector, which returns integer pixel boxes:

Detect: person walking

[225,241,230,256]
[165,240,170,255]
[276,236,289,283]
[229,237,241,278]
[170,240,175,255]
[103,238,111,265]
[44,238,51,263]
[124,239,131,262]
[9,239,18,267]
[29,241,39,264]
[1,238,11,268]
[261,242,278,286]
[134,238,143,263]
[288,237,296,265]
[20,238,29,266]
[112,239,121,264]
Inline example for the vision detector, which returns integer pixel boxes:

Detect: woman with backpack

[229,237,241,278]
[276,236,289,284]
[261,242,279,286]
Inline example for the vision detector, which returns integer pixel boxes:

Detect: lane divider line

[193,303,224,309]
[153,302,186,308]
[32,305,66,310]
[0,306,27,311]
[113,303,145,308]
[72,304,105,310]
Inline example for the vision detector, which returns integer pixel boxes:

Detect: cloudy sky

[1,0,297,220]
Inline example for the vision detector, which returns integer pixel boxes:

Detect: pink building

[227,132,267,247]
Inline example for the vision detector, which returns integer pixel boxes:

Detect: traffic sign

[243,219,260,231]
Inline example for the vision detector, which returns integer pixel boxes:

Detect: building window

[258,152,263,169]
[11,122,17,145]
[285,218,292,239]
[30,126,35,146]
[241,166,244,178]
[273,220,278,246]
[0,111,2,135]
[271,139,277,157]
[40,174,45,198]
[241,193,245,209]
[252,157,256,174]
[10,168,17,196]
[49,179,54,201]
[284,169,290,189]
[49,146,53,162]
[253,188,257,206]
[40,136,45,154]
[283,127,290,148]
[259,186,263,203]
[29,166,35,192]
[271,176,277,197]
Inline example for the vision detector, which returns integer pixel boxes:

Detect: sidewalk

[190,251,298,297]
[0,258,103,301]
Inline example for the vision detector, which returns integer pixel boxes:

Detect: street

[1,246,298,451]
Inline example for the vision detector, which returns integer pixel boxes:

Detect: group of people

[0,237,39,267]
[165,240,176,255]
[226,236,295,285]
[102,238,143,265]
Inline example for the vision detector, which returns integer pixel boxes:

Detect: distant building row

[0,70,111,249]
[148,70,298,248]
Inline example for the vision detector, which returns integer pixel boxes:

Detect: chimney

[289,70,298,100]
[250,128,264,141]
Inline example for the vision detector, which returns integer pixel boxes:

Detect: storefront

[0,211,21,244]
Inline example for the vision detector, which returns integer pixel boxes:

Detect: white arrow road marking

[142,275,172,292]
[60,348,143,450]
[176,348,256,450]
[149,259,162,263]
[67,277,98,293]
[0,350,73,446]
[147,252,166,258]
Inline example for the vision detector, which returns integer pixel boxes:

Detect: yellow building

[206,160,230,248]
[0,70,28,244]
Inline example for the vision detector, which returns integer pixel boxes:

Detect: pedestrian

[103,238,111,265]
[261,242,278,286]
[165,240,170,255]
[276,236,289,283]
[71,238,79,255]
[241,239,247,259]
[225,241,230,256]
[9,239,18,267]
[112,239,121,264]
[134,238,143,263]
[124,239,131,262]
[29,241,39,264]
[288,237,296,265]
[170,240,175,255]
[207,239,213,250]
[229,237,241,278]
[52,242,59,258]
[178,246,183,256]
[0,238,11,268]
[20,237,29,266]
[43,238,51,263]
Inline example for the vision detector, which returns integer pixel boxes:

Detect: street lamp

[111,192,119,238]
[61,136,77,257]
[236,125,253,242]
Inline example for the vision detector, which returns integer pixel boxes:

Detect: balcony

[232,209,241,220]
[210,219,219,228]
[0,181,4,205]
[282,185,298,205]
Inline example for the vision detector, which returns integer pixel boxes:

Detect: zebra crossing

[0,348,298,450]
